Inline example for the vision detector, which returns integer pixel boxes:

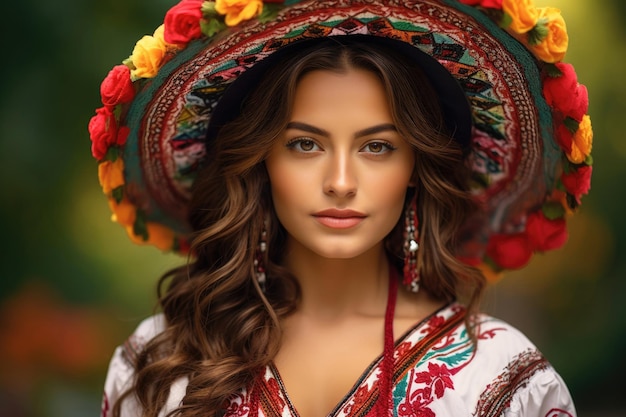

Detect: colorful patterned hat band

[88,0,593,279]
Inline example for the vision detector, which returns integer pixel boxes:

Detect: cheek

[368,160,414,202]
[265,158,308,215]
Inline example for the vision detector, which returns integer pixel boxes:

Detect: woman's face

[265,67,415,261]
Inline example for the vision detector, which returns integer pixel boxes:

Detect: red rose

[88,107,130,160]
[481,0,503,7]
[486,233,533,270]
[562,165,592,204]
[555,122,573,154]
[543,63,589,121]
[457,0,502,7]
[100,65,135,108]
[571,84,589,122]
[525,211,568,252]
[164,0,204,45]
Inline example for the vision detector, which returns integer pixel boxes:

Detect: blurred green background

[0,0,623,416]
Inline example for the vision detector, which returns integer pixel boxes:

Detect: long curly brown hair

[112,39,486,417]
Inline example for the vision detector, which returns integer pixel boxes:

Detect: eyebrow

[285,122,397,138]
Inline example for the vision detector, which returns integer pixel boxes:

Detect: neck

[283,239,392,319]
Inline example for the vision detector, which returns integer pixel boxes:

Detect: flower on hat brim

[88,0,594,273]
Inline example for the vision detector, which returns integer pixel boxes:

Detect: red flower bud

[525,211,568,252]
[486,233,533,270]
[164,0,204,45]
[100,65,135,108]
[88,107,118,160]
[562,165,592,204]
[543,63,588,121]
[88,108,129,160]
[555,122,573,154]
[481,0,503,7]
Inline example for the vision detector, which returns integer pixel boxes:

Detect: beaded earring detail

[254,220,268,292]
[403,197,420,293]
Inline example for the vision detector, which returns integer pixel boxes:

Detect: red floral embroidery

[101,392,109,417]
[479,327,507,340]
[399,363,455,416]
[342,384,373,415]
[396,341,413,357]
[224,393,251,417]
[266,377,287,410]
[421,315,445,335]
[545,409,574,417]
[415,363,454,399]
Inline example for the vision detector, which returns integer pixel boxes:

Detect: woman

[91,1,592,416]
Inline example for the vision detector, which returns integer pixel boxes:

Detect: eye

[361,141,396,154]
[286,138,321,153]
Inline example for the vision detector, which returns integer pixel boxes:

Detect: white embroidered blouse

[101,303,576,417]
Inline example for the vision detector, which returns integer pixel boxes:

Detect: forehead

[289,68,394,125]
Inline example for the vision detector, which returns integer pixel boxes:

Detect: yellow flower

[129,24,168,80]
[98,159,125,195]
[502,0,538,34]
[215,0,263,27]
[125,222,175,251]
[107,198,136,227]
[567,114,593,164]
[531,7,568,63]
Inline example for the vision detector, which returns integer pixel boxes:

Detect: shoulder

[101,314,168,417]
[396,305,576,416]
[121,314,167,366]
[461,312,577,416]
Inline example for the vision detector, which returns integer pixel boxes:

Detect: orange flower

[107,198,136,226]
[476,262,504,283]
[126,222,175,251]
[129,25,168,79]
[567,114,593,164]
[531,7,568,63]
[98,159,125,194]
[215,0,263,27]
[502,0,538,34]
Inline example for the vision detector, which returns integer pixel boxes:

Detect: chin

[310,242,383,261]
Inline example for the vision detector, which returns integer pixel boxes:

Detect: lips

[312,209,367,229]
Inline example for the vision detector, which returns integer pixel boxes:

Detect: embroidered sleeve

[504,368,576,417]
[474,347,576,417]
[101,315,166,417]
[101,344,139,417]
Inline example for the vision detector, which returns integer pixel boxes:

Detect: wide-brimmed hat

[88,0,593,278]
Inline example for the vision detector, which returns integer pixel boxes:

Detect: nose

[323,150,357,198]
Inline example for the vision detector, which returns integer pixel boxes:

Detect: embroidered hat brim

[89,0,593,277]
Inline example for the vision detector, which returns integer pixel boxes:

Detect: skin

[265,68,444,417]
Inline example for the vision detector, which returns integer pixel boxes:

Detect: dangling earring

[254,218,268,292]
[403,196,420,293]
